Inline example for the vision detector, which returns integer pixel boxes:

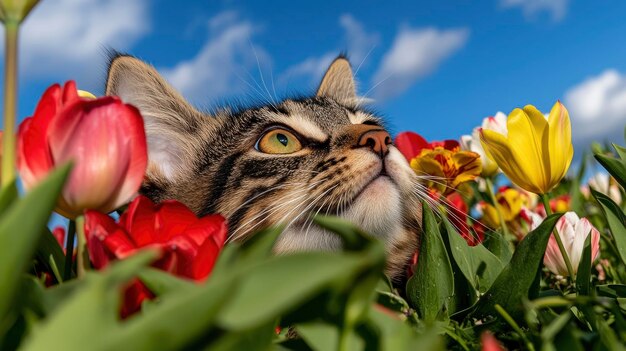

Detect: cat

[105,54,421,278]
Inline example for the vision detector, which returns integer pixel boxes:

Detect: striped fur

[106,54,421,278]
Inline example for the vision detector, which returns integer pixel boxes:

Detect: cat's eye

[256,129,303,154]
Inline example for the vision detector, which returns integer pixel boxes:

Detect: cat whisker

[228,178,328,242]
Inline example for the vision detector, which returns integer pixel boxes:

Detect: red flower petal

[394,131,429,161]
[52,226,66,248]
[183,214,228,248]
[156,235,199,278]
[124,196,159,247]
[120,280,154,319]
[84,210,128,269]
[192,237,222,280]
[155,200,198,242]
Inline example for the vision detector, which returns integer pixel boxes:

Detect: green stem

[541,194,576,279]
[63,220,76,280]
[76,215,90,278]
[485,177,510,238]
[495,304,536,351]
[2,21,19,188]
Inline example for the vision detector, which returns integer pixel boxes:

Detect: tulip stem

[75,215,90,278]
[63,220,76,280]
[1,20,19,188]
[541,194,576,280]
[485,177,510,238]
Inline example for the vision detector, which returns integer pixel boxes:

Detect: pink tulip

[17,81,147,218]
[532,212,601,277]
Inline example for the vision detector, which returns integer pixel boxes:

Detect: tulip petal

[193,237,221,280]
[395,132,429,161]
[49,98,134,215]
[17,84,62,188]
[547,101,574,186]
[183,214,228,248]
[155,200,198,242]
[107,103,147,210]
[479,128,542,194]
[124,196,158,247]
[451,151,482,187]
[507,107,550,192]
[84,210,124,269]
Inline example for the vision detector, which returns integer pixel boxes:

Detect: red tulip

[17,81,147,218]
[85,195,227,316]
[481,332,504,351]
[395,131,429,161]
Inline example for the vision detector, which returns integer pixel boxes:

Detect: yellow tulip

[479,187,528,229]
[479,101,573,194]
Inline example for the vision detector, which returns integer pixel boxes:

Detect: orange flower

[408,141,481,196]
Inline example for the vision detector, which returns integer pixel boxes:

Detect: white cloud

[371,27,469,100]
[14,0,149,88]
[280,14,378,85]
[162,12,272,106]
[339,14,380,66]
[500,0,569,21]
[564,69,626,147]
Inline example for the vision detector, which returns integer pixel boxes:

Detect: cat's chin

[273,175,406,253]
[340,175,403,237]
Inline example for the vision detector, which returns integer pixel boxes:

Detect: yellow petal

[451,151,482,187]
[507,107,550,192]
[410,156,447,194]
[78,90,97,99]
[480,128,543,194]
[547,101,574,188]
[481,203,501,229]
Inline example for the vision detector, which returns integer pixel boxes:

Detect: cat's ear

[106,55,207,182]
[316,56,356,103]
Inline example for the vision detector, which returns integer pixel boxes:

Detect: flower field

[1,1,626,351]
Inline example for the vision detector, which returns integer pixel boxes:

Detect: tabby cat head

[106,55,420,277]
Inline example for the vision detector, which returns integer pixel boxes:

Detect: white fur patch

[269,114,328,142]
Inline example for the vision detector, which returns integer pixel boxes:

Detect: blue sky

[4,0,626,151]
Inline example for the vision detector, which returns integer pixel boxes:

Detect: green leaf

[205,321,276,351]
[314,215,376,251]
[297,322,340,351]
[137,267,194,296]
[237,225,283,262]
[0,181,18,214]
[592,189,626,265]
[595,152,626,189]
[482,229,512,264]
[471,214,562,320]
[34,228,67,282]
[22,250,158,351]
[406,202,454,323]
[0,164,70,326]
[368,307,445,351]
[216,251,382,330]
[614,143,626,162]
[443,218,505,293]
[576,233,592,296]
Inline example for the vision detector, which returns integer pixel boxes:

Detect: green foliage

[594,143,626,189]
[443,218,505,293]
[406,202,454,323]
[471,214,562,321]
[0,164,70,334]
[4,143,626,350]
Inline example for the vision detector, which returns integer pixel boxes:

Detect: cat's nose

[358,129,392,157]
